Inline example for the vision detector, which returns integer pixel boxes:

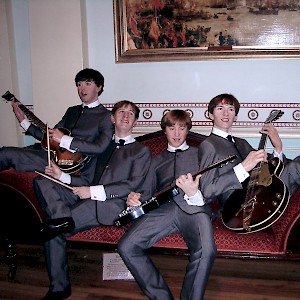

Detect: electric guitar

[2,90,90,174]
[221,110,290,234]
[115,155,237,227]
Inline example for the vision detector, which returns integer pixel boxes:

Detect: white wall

[86,1,300,104]
[0,0,299,157]
[85,0,299,157]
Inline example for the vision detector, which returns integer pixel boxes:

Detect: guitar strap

[94,139,125,224]
[173,149,182,182]
[227,135,254,230]
[227,135,245,160]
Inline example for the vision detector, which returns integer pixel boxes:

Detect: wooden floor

[0,243,300,300]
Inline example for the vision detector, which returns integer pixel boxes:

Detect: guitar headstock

[2,91,16,102]
[2,91,18,103]
[265,110,284,123]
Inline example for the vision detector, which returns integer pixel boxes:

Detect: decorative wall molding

[105,102,300,138]
[25,102,299,158]
[26,102,299,139]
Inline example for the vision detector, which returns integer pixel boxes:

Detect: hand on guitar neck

[10,95,64,145]
[260,122,283,153]
[11,97,26,123]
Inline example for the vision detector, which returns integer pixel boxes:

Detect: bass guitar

[115,155,237,227]
[2,90,90,174]
[221,110,290,234]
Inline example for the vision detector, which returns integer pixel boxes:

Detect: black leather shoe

[39,217,75,241]
[42,286,71,300]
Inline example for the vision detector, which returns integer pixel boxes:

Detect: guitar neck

[17,101,47,132]
[155,155,237,198]
[247,114,280,191]
[258,133,268,150]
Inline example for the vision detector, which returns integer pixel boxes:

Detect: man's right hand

[126,192,141,207]
[241,149,267,172]
[44,161,62,180]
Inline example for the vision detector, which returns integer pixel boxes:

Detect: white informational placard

[103,252,134,280]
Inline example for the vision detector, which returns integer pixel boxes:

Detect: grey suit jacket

[198,133,253,205]
[95,141,152,225]
[26,104,114,156]
[140,146,211,216]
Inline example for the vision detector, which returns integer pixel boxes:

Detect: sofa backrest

[136,130,208,156]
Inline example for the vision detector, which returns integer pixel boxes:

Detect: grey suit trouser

[280,155,300,195]
[44,199,108,292]
[118,201,216,300]
[0,146,48,173]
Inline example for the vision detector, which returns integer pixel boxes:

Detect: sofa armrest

[271,186,300,253]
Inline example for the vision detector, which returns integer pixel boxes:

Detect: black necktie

[116,139,125,146]
[92,139,124,185]
[227,135,244,159]
[227,135,234,143]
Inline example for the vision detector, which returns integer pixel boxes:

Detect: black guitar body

[221,110,290,234]
[222,159,290,233]
[115,188,178,227]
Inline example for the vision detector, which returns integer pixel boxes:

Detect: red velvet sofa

[0,130,299,267]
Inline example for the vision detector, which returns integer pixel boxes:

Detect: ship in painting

[208,0,237,9]
[247,0,279,14]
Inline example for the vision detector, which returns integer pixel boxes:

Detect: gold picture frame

[113,0,300,63]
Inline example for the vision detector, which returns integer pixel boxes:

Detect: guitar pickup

[58,159,74,166]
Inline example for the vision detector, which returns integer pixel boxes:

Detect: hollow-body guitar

[221,110,290,234]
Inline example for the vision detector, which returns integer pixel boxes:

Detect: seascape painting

[114,0,300,62]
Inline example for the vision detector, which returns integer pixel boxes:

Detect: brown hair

[111,100,140,120]
[208,93,240,116]
[161,109,192,131]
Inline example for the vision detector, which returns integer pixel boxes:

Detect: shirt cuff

[184,190,205,206]
[60,135,75,153]
[273,149,283,161]
[233,163,249,183]
[59,172,71,184]
[90,185,107,201]
[20,118,31,131]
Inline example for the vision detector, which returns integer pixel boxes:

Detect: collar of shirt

[212,127,233,140]
[82,98,101,109]
[113,134,135,145]
[167,141,189,153]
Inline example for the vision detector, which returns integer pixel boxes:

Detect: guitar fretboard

[18,102,47,133]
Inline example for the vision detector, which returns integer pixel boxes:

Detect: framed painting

[113,0,300,63]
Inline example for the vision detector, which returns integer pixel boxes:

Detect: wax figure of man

[198,93,300,213]
[118,110,217,300]
[34,100,152,300]
[0,68,114,173]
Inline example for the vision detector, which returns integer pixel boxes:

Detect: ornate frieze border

[104,102,300,129]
